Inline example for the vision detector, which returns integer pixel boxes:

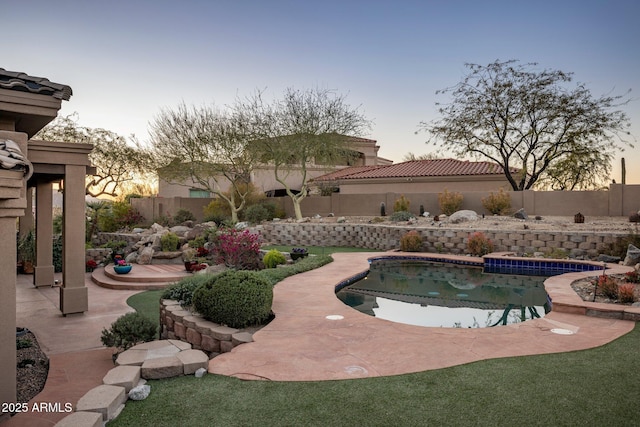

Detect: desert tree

[34,113,148,197]
[147,103,260,223]
[402,152,442,161]
[420,60,633,190]
[235,87,371,220]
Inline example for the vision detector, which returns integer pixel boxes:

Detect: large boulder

[137,246,154,265]
[624,244,640,266]
[514,208,528,220]
[448,210,479,224]
[169,225,191,237]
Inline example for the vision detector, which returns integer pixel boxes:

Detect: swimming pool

[336,259,551,328]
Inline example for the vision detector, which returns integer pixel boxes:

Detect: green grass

[262,245,381,255]
[126,290,164,324]
[110,323,640,426]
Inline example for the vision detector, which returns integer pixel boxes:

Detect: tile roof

[314,159,514,181]
[0,68,72,100]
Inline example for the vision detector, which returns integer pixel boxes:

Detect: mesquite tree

[420,60,633,190]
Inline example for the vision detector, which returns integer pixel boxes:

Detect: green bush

[467,232,494,256]
[394,195,411,212]
[161,232,180,252]
[174,209,196,224]
[188,236,207,249]
[400,231,423,252]
[481,188,512,215]
[390,211,414,222]
[258,255,332,286]
[100,312,157,352]
[162,274,214,308]
[192,271,273,328]
[245,204,271,224]
[438,189,463,216]
[53,235,63,272]
[16,338,32,349]
[263,249,287,268]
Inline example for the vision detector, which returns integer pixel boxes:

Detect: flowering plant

[113,254,130,266]
[86,259,98,272]
[213,228,262,270]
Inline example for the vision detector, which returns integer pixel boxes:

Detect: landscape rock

[514,208,528,220]
[137,246,154,265]
[597,254,621,264]
[448,210,478,224]
[128,384,151,401]
[195,367,207,378]
[125,252,138,264]
[623,244,640,266]
[150,223,166,233]
[169,225,191,236]
[132,228,145,233]
[185,222,216,240]
[235,221,249,229]
[337,217,347,223]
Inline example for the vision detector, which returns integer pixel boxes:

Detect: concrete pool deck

[209,251,637,380]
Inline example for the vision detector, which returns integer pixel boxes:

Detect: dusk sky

[5,0,640,183]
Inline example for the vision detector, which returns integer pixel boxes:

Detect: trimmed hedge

[192,270,273,328]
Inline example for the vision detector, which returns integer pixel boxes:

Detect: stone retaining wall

[256,222,629,258]
[160,299,253,355]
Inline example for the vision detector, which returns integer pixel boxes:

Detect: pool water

[335,260,551,328]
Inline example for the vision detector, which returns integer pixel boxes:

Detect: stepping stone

[141,355,183,379]
[232,332,253,346]
[115,349,147,366]
[76,384,127,421]
[54,411,102,427]
[103,365,141,392]
[177,349,209,375]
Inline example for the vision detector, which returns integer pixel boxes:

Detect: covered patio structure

[0,68,93,411]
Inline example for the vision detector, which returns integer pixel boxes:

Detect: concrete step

[54,411,103,427]
[91,264,190,290]
[75,384,127,422]
[102,365,141,392]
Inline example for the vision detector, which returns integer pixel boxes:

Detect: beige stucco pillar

[60,164,88,315]
[0,130,28,410]
[34,181,55,287]
[18,186,34,236]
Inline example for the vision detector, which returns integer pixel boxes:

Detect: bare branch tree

[420,60,634,190]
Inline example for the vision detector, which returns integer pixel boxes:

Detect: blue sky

[5,0,640,183]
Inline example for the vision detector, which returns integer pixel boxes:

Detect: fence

[132,184,640,222]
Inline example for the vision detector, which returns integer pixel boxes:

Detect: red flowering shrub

[624,271,640,284]
[618,284,637,304]
[596,274,618,299]
[213,228,262,270]
[467,232,494,256]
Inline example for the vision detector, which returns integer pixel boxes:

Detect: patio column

[0,130,28,412]
[59,164,88,315]
[34,180,55,287]
[18,186,34,236]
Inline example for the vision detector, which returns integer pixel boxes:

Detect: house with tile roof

[311,158,519,194]
[158,135,392,198]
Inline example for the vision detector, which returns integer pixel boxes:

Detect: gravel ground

[15,330,49,405]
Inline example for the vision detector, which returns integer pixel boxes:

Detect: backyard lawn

[120,248,640,426]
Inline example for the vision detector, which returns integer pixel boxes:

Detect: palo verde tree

[420,60,633,190]
[235,87,371,220]
[34,113,148,198]
[147,103,260,222]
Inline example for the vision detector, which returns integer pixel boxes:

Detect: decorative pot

[290,252,308,261]
[113,265,132,274]
[184,261,198,272]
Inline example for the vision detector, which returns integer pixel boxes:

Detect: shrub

[161,232,180,252]
[100,312,157,352]
[16,338,32,349]
[390,211,414,222]
[618,284,636,304]
[394,195,411,213]
[154,213,175,227]
[188,236,207,249]
[213,228,262,270]
[596,274,618,299]
[603,231,640,258]
[113,201,145,229]
[53,234,63,272]
[482,188,511,215]
[625,271,640,284]
[259,255,332,286]
[467,232,494,256]
[543,248,569,259]
[629,212,640,223]
[162,273,214,308]
[244,204,271,224]
[438,189,463,215]
[263,249,287,268]
[192,270,273,329]
[400,231,423,252]
[174,209,196,224]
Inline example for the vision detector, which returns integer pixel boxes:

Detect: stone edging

[160,299,254,355]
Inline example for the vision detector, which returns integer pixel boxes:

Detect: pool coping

[208,251,638,381]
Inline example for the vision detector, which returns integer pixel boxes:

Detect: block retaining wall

[160,299,253,356]
[255,222,630,258]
